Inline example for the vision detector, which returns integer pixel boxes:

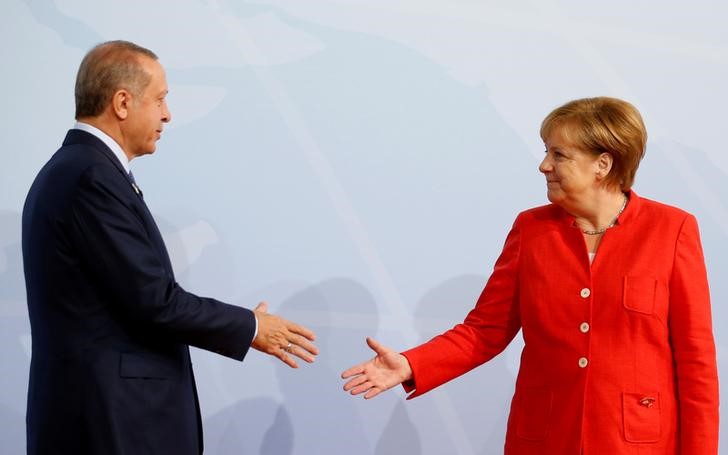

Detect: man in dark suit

[22,40,318,454]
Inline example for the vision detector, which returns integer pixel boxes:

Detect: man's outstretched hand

[252,301,318,368]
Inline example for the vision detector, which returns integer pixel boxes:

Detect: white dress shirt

[73,121,131,173]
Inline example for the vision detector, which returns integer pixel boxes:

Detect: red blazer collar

[557,189,641,229]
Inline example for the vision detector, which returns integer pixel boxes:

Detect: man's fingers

[290,336,319,357]
[251,309,318,367]
[287,344,316,363]
[287,321,316,341]
[276,350,299,369]
[274,332,318,362]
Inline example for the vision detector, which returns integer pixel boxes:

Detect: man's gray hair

[74,40,158,119]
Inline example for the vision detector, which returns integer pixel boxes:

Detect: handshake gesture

[250,303,411,400]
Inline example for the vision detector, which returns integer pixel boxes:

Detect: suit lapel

[63,129,138,192]
[63,129,175,278]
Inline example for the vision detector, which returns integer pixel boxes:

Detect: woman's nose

[539,155,551,173]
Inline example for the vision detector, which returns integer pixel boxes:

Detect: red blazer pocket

[622,276,657,315]
[622,392,660,443]
[515,387,552,441]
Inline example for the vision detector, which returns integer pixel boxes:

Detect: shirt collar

[73,121,130,174]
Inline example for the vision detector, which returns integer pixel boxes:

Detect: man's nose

[162,101,171,123]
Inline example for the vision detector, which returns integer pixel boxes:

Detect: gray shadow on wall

[24,0,101,47]
[374,401,421,455]
[204,394,292,455]
[265,278,378,454]
[203,278,382,454]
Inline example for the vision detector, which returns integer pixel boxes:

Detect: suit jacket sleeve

[668,214,719,453]
[68,163,256,360]
[402,216,522,398]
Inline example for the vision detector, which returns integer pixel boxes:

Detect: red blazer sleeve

[668,214,719,453]
[402,216,522,398]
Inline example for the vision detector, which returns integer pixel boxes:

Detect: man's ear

[111,89,132,120]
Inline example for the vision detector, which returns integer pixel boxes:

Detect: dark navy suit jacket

[22,129,257,454]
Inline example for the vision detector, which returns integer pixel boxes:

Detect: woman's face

[539,128,601,206]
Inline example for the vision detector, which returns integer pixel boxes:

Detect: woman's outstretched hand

[341,337,413,399]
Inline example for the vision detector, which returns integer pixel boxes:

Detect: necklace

[581,194,628,235]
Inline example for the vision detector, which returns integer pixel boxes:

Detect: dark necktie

[128,171,143,198]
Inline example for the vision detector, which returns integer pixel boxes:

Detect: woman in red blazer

[342,97,719,454]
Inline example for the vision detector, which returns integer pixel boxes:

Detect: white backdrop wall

[1,1,726,453]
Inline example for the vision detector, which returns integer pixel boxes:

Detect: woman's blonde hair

[540,97,647,191]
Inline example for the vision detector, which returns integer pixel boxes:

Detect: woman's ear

[596,152,613,180]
